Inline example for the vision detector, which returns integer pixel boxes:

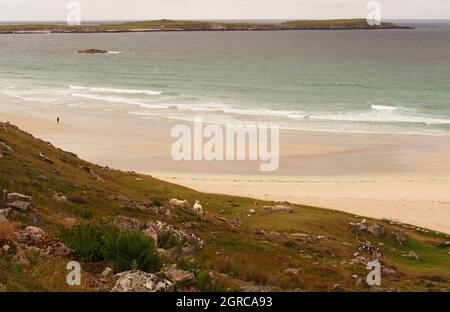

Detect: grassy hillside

[0,19,409,34]
[0,122,448,292]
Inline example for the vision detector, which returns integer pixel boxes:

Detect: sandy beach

[1,93,450,233]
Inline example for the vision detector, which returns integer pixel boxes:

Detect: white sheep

[192,200,204,219]
[169,198,190,209]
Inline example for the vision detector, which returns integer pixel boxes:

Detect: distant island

[0,19,412,34]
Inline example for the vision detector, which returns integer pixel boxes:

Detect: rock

[331,284,342,291]
[7,193,31,203]
[110,194,129,202]
[125,200,169,216]
[157,247,182,261]
[22,226,46,241]
[6,200,31,212]
[349,221,369,233]
[349,221,385,237]
[355,240,384,261]
[231,219,242,227]
[113,215,146,232]
[181,244,201,255]
[38,152,53,164]
[57,154,67,163]
[163,265,196,286]
[382,267,396,275]
[111,270,174,292]
[81,165,104,182]
[402,251,420,261]
[38,175,48,181]
[5,192,32,212]
[26,213,45,227]
[250,227,266,236]
[112,216,204,256]
[249,209,256,214]
[78,48,109,54]
[0,141,13,151]
[15,226,73,258]
[284,268,301,275]
[52,193,68,203]
[42,238,73,257]
[0,208,15,221]
[367,223,385,237]
[147,220,205,252]
[269,205,293,213]
[101,267,113,277]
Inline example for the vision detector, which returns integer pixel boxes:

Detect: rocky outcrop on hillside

[112,270,174,292]
[112,215,204,257]
[0,191,73,267]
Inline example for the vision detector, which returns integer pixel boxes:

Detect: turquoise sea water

[0,21,449,135]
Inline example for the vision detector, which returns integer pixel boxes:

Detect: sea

[0,20,449,135]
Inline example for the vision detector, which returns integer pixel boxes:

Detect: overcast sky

[1,0,449,22]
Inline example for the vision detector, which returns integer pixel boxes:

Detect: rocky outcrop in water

[78,48,108,54]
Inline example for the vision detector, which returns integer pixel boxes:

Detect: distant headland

[0,19,412,34]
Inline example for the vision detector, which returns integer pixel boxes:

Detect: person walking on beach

[57,117,60,124]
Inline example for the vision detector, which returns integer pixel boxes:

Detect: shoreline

[1,93,449,233]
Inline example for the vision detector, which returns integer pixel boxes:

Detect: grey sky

[1,0,449,22]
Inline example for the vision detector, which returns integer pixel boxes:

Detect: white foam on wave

[371,104,399,111]
[310,111,450,125]
[69,85,162,96]
[70,93,167,109]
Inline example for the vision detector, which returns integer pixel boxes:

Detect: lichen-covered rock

[7,193,31,203]
[111,270,174,292]
[349,221,385,237]
[269,205,293,213]
[163,265,196,286]
[3,192,32,212]
[367,223,385,237]
[15,226,73,258]
[146,220,205,251]
[6,201,31,212]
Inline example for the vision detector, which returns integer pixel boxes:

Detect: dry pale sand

[1,94,450,233]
